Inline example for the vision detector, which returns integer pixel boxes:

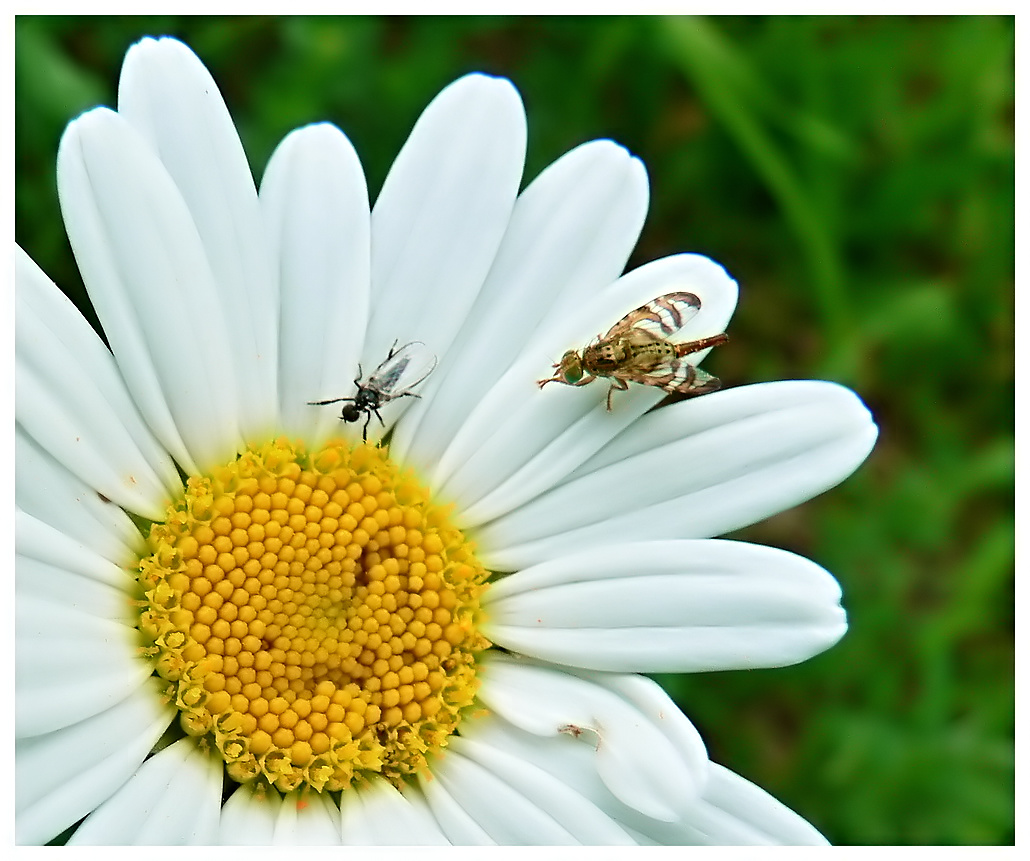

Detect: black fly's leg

[308,396,356,406]
[362,407,386,442]
[310,364,363,406]
[386,341,399,360]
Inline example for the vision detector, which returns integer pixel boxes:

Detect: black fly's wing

[366,341,438,402]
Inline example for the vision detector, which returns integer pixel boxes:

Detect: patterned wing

[613,354,722,396]
[602,292,702,342]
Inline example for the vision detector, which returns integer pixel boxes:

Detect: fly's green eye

[560,351,583,383]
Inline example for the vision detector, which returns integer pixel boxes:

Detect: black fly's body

[308,341,438,440]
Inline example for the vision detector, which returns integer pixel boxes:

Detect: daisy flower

[16,36,878,845]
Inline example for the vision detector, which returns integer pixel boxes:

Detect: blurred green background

[15,15,1014,845]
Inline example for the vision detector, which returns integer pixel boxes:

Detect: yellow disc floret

[137,437,490,792]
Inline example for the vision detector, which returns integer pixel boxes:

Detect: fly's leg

[309,363,363,406]
[537,360,565,389]
[605,378,629,411]
[307,396,356,406]
[537,373,597,389]
[361,407,387,442]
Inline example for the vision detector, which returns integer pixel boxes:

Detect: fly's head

[557,350,585,384]
[340,403,363,423]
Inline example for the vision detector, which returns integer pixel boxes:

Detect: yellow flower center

[137,437,490,793]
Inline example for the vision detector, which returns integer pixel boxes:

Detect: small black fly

[308,341,438,440]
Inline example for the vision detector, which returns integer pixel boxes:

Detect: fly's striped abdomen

[622,339,676,370]
[673,332,730,357]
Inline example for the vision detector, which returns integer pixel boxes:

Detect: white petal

[218,782,281,844]
[483,539,846,671]
[69,737,223,844]
[221,786,341,844]
[392,139,648,470]
[589,762,829,845]
[436,253,738,526]
[119,36,278,440]
[417,768,495,845]
[469,714,824,845]
[57,107,243,473]
[16,595,152,738]
[16,429,145,566]
[16,246,180,518]
[681,763,830,845]
[476,654,708,821]
[465,713,612,803]
[422,751,547,845]
[478,379,877,569]
[448,735,637,844]
[260,122,371,443]
[271,791,341,844]
[464,715,642,817]
[16,680,174,845]
[17,508,132,590]
[16,552,128,622]
[362,74,526,413]
[340,779,449,845]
